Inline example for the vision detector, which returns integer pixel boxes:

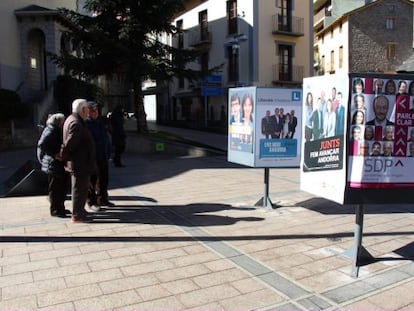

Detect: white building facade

[164,0,312,129]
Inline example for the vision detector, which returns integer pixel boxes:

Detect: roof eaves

[15,5,58,17]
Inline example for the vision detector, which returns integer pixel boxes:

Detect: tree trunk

[133,80,148,133]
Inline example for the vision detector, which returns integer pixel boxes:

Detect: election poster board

[300,73,349,204]
[228,86,256,167]
[301,73,414,204]
[347,73,414,190]
[228,87,302,167]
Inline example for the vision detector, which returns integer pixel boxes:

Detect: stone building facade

[14,6,73,103]
[0,1,77,149]
[315,0,414,75]
[349,0,413,72]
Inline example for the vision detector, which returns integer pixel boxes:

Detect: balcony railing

[272,64,304,83]
[314,7,331,26]
[272,14,304,36]
[188,28,212,47]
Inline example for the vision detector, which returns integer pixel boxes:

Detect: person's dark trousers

[113,144,125,166]
[71,173,90,218]
[48,174,69,215]
[87,175,98,206]
[89,160,109,205]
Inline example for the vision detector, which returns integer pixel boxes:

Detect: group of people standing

[261,107,298,139]
[304,87,345,142]
[37,99,126,223]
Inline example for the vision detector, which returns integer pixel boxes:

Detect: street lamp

[228,34,248,86]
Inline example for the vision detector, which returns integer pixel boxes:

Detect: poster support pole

[204,96,208,128]
[255,168,274,209]
[342,203,375,277]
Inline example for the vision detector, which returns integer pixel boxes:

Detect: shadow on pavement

[298,197,414,214]
[105,195,158,203]
[394,241,414,259]
[1,229,414,248]
[91,203,262,226]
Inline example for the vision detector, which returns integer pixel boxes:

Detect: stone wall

[349,0,413,72]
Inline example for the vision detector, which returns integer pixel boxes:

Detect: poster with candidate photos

[300,73,349,204]
[347,75,414,189]
[253,87,302,167]
[228,87,302,168]
[228,87,256,167]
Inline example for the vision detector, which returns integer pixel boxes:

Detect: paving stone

[297,295,333,310]
[0,295,38,310]
[155,264,211,283]
[99,274,159,294]
[33,263,90,281]
[2,277,66,300]
[322,281,377,304]
[259,272,310,299]
[363,269,411,289]
[121,259,176,276]
[36,284,102,307]
[64,267,124,287]
[219,288,285,310]
[160,279,200,295]
[74,289,142,310]
[0,272,33,287]
[122,295,185,310]
[2,258,59,276]
[178,284,240,308]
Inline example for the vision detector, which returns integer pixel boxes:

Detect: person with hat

[85,101,115,210]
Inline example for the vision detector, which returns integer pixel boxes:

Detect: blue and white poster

[254,88,302,167]
[228,87,302,167]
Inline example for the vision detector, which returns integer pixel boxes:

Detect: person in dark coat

[311,97,324,140]
[109,105,126,167]
[289,109,298,138]
[61,99,96,223]
[86,101,115,210]
[37,113,70,217]
[261,110,272,139]
[270,107,283,138]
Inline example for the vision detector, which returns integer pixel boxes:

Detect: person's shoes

[99,200,115,207]
[70,216,92,223]
[87,201,97,207]
[51,210,71,218]
[87,205,101,212]
[51,213,68,218]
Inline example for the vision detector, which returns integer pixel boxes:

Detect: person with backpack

[37,113,70,218]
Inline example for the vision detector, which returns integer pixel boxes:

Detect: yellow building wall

[255,0,312,86]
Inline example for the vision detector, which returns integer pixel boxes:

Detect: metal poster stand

[342,203,375,277]
[254,168,275,209]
